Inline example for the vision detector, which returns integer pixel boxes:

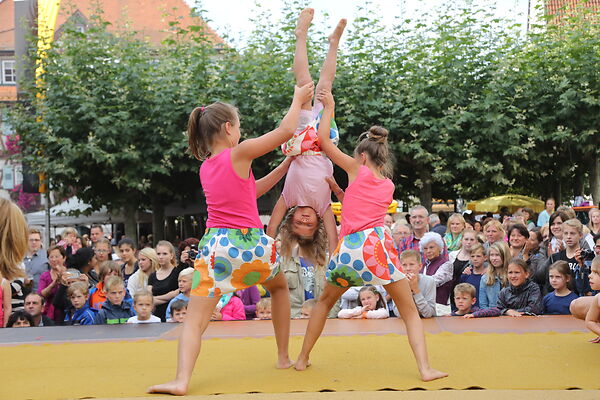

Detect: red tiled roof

[546,0,600,21]
[0,0,15,50]
[0,86,17,102]
[56,0,224,45]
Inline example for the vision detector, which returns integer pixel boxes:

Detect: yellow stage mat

[2,332,599,399]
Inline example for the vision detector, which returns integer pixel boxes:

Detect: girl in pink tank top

[267,10,346,269]
[147,36,316,394]
[294,89,448,383]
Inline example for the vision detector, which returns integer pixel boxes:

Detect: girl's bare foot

[294,356,311,371]
[147,380,188,396]
[276,356,294,369]
[420,368,449,382]
[295,8,314,38]
[328,19,347,44]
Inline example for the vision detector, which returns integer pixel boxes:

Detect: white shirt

[127,315,161,324]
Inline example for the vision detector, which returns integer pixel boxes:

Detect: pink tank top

[200,148,263,229]
[339,165,394,237]
[282,155,333,217]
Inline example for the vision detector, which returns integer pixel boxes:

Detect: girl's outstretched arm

[267,197,287,239]
[255,157,293,198]
[316,90,358,177]
[233,82,314,166]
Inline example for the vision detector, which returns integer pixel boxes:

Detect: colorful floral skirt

[191,228,279,297]
[281,102,339,157]
[327,226,405,288]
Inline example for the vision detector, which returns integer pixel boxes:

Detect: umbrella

[466,195,544,214]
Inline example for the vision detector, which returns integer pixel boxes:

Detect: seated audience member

[525,229,547,281]
[24,293,54,327]
[466,258,542,318]
[168,299,188,323]
[508,224,529,259]
[118,238,138,287]
[459,243,488,308]
[521,208,536,230]
[384,214,395,229]
[281,245,339,319]
[7,310,34,328]
[57,227,80,256]
[91,238,113,283]
[340,285,387,309]
[546,211,569,255]
[38,245,67,324]
[444,213,466,252]
[94,276,135,325]
[449,230,479,309]
[483,219,505,250]
[300,299,317,319]
[400,250,435,318]
[23,228,48,292]
[90,261,132,310]
[64,281,97,325]
[479,241,510,309]
[392,222,412,251]
[254,298,272,320]
[584,257,600,342]
[338,286,389,319]
[537,198,555,227]
[128,291,160,324]
[52,248,95,319]
[543,261,578,315]
[177,237,200,270]
[452,283,479,316]
[419,232,453,306]
[127,247,158,296]
[212,292,245,321]
[236,286,261,320]
[165,267,193,320]
[429,213,446,236]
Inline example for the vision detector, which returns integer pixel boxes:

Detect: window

[2,60,16,84]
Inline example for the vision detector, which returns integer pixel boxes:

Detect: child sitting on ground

[338,286,389,319]
[211,292,245,321]
[255,298,272,320]
[453,283,479,316]
[94,276,135,324]
[300,299,316,319]
[543,261,579,315]
[64,281,97,325]
[400,250,436,318]
[466,258,542,318]
[459,243,488,308]
[584,256,600,343]
[165,267,193,321]
[128,291,161,324]
[168,299,188,323]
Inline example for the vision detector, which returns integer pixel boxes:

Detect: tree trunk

[553,178,562,206]
[123,203,138,242]
[183,215,194,239]
[152,200,165,245]
[419,168,433,212]
[591,156,600,205]
[166,217,176,242]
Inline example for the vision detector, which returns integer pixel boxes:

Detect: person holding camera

[177,238,200,269]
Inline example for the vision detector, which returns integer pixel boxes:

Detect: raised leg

[147,295,220,395]
[385,279,448,382]
[315,19,347,94]
[262,271,294,369]
[294,8,314,110]
[295,283,347,370]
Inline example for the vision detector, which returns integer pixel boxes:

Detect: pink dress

[37,271,59,321]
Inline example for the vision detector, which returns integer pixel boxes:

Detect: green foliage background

[8,0,600,238]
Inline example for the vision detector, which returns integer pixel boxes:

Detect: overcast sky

[185,0,530,47]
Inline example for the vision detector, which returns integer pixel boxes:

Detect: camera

[187,244,199,261]
[580,248,595,260]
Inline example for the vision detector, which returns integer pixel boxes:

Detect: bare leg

[295,283,347,370]
[570,296,594,320]
[385,280,448,382]
[262,271,294,369]
[315,19,347,94]
[147,296,220,395]
[322,207,339,256]
[294,8,314,110]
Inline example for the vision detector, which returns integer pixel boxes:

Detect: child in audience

[94,276,135,324]
[479,241,510,309]
[338,286,389,319]
[64,282,97,325]
[452,283,479,316]
[128,291,161,324]
[459,244,487,308]
[118,238,138,286]
[169,299,188,323]
[255,298,272,320]
[585,256,600,342]
[466,258,542,318]
[7,310,34,327]
[543,261,579,315]
[211,292,246,321]
[300,299,316,319]
[90,261,125,309]
[165,267,193,320]
[127,247,158,296]
[400,250,436,318]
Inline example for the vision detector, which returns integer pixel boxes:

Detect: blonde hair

[400,249,421,264]
[562,218,583,235]
[448,213,466,229]
[178,267,194,279]
[99,260,122,282]
[591,256,600,274]
[62,227,78,237]
[105,275,125,291]
[0,198,28,280]
[588,208,600,231]
[485,241,510,287]
[454,283,476,298]
[470,243,485,255]
[138,247,159,275]
[67,281,89,297]
[133,290,154,304]
[256,298,272,311]
[278,207,327,267]
[156,240,177,267]
[484,219,505,238]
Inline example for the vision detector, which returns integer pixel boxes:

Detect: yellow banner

[36,0,61,83]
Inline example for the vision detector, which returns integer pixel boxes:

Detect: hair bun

[367,126,388,143]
